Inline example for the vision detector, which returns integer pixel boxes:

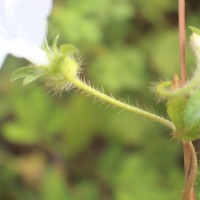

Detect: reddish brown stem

[182,142,197,200]
[179,0,186,85]
[178,0,196,199]
[181,116,196,199]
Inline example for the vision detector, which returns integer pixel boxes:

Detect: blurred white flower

[0,0,52,67]
[190,33,200,64]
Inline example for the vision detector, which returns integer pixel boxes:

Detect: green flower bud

[11,39,81,95]
[60,56,80,79]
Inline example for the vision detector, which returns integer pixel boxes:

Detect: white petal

[16,0,53,46]
[6,38,49,66]
[0,0,27,38]
[6,37,33,57]
[0,0,53,67]
[23,47,50,66]
[3,0,25,29]
[0,0,11,37]
[0,52,7,68]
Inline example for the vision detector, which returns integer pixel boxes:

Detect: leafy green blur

[0,0,200,199]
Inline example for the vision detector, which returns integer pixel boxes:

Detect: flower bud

[60,56,80,79]
[11,41,81,95]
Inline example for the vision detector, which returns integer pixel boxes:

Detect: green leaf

[113,154,181,200]
[10,66,36,82]
[189,26,200,35]
[73,182,99,200]
[12,87,52,128]
[64,94,100,156]
[2,123,39,145]
[88,49,147,92]
[41,168,73,200]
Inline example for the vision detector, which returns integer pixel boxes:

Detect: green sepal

[189,26,200,36]
[10,66,36,82]
[166,90,200,141]
[11,66,44,86]
[23,73,43,86]
[166,96,187,131]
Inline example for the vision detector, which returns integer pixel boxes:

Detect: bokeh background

[0,0,200,199]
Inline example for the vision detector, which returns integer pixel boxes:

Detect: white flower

[0,0,53,67]
[190,33,200,63]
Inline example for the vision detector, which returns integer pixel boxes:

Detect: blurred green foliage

[0,0,200,199]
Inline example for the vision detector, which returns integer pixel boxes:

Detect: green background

[0,0,200,199]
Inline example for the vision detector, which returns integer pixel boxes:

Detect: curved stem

[182,142,197,200]
[67,75,176,131]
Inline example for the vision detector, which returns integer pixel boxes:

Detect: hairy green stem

[182,142,197,200]
[67,75,176,131]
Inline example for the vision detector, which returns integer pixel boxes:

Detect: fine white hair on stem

[74,77,160,121]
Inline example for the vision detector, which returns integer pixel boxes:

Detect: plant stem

[182,142,197,200]
[178,0,196,199]
[179,0,186,85]
[67,75,176,131]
